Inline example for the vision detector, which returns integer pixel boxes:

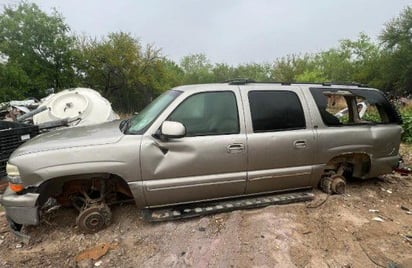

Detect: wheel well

[324,153,371,178]
[36,173,133,207]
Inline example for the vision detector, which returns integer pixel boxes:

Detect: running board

[143,190,314,222]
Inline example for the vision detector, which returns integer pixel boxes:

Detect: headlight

[6,163,24,193]
[6,163,20,177]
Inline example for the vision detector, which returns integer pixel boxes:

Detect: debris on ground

[401,205,410,211]
[75,243,118,263]
[372,216,385,222]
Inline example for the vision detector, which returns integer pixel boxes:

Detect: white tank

[33,88,119,126]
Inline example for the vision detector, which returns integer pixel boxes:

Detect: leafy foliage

[0,2,78,100]
[401,107,412,143]
[380,6,412,94]
[78,32,178,113]
[180,53,214,84]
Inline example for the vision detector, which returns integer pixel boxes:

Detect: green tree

[271,54,315,82]
[380,6,412,93]
[0,2,78,100]
[339,33,382,87]
[211,63,272,82]
[316,47,353,82]
[180,53,214,84]
[233,63,272,82]
[293,33,382,86]
[211,63,235,82]
[79,32,173,113]
[295,69,327,83]
[159,59,184,87]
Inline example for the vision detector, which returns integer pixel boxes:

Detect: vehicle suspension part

[320,173,346,194]
[76,202,112,233]
[72,180,112,233]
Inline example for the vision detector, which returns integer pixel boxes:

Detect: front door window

[168,91,240,136]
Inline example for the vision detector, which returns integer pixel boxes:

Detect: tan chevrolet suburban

[0,81,403,238]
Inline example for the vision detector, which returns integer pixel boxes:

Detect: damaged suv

[0,81,402,238]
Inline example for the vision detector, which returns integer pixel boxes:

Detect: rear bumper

[0,187,40,226]
[368,155,401,178]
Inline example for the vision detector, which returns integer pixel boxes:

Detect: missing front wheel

[76,202,112,233]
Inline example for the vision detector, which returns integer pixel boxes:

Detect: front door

[140,89,247,207]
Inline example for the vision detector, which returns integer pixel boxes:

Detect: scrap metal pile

[1,88,119,129]
[0,88,119,192]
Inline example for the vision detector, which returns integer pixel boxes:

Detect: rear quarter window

[310,88,402,126]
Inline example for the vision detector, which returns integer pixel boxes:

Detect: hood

[12,120,124,157]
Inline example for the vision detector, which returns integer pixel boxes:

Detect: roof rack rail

[283,81,369,87]
[225,78,256,85]
[222,80,369,87]
[326,81,369,88]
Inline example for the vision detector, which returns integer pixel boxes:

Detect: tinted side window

[248,91,306,132]
[168,91,239,136]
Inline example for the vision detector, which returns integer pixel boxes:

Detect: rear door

[241,85,318,194]
[140,88,248,207]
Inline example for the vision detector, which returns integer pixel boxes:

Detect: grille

[0,121,39,177]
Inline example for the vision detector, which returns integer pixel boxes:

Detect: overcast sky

[2,0,412,65]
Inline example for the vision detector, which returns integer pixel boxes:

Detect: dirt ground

[1,148,412,267]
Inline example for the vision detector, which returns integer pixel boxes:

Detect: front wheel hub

[76,203,112,233]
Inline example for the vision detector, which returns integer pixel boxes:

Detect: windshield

[125,90,181,134]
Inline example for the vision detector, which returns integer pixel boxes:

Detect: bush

[362,111,381,123]
[401,107,412,143]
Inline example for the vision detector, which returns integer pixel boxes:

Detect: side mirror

[160,121,186,139]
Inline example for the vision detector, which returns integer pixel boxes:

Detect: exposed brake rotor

[320,174,346,194]
[76,202,112,233]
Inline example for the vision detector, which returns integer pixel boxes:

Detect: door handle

[293,140,307,149]
[227,143,245,153]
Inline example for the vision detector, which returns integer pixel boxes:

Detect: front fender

[34,161,129,183]
[9,136,142,187]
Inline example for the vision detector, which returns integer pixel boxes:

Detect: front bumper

[0,187,40,226]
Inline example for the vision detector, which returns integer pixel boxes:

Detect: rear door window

[248,91,306,132]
